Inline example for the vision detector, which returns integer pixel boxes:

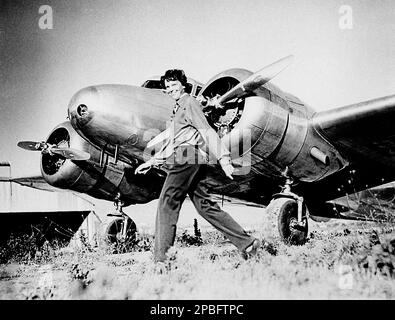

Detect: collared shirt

[148,93,230,167]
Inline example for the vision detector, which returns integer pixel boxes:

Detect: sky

[1,0,395,177]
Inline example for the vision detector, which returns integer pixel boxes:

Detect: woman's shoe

[240,238,261,260]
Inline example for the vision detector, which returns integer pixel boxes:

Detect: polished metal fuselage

[27,61,394,216]
[68,85,175,165]
[67,80,346,185]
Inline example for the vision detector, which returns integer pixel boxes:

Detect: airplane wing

[0,175,62,192]
[211,194,265,208]
[293,95,395,221]
[313,94,395,170]
[306,94,395,204]
[305,182,395,223]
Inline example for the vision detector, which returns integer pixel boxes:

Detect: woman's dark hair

[160,69,188,89]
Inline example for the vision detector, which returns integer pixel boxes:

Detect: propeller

[17,141,90,161]
[217,55,294,106]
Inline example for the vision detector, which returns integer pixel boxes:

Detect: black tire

[105,217,137,253]
[267,198,308,245]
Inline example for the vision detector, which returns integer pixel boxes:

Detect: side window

[185,83,193,94]
[195,86,202,96]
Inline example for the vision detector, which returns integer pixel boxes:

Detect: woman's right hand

[219,157,234,180]
[221,163,235,180]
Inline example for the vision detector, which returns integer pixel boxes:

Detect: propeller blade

[17,141,44,151]
[18,141,90,160]
[218,55,294,105]
[50,147,91,161]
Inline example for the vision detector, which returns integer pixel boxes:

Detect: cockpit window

[142,79,193,95]
[142,80,163,89]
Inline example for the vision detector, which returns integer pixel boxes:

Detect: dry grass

[1,212,395,300]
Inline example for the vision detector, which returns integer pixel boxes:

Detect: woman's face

[164,79,184,100]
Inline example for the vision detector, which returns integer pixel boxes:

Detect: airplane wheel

[105,217,137,253]
[267,198,308,245]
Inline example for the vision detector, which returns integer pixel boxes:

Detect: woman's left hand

[135,161,153,175]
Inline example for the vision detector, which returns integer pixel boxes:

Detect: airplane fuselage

[67,74,347,189]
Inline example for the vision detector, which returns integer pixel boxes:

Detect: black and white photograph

[1,0,395,305]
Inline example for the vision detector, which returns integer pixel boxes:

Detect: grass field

[1,206,394,300]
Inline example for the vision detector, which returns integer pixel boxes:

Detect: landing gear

[104,194,137,253]
[268,197,308,245]
[266,168,308,245]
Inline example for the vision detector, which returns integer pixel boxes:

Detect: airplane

[14,55,395,248]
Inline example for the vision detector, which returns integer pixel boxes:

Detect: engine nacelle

[200,69,347,182]
[41,122,101,191]
[41,122,163,205]
[200,69,291,178]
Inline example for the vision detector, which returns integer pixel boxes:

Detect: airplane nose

[66,84,176,154]
[76,104,89,117]
[68,86,99,128]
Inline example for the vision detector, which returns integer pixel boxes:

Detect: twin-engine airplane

[15,55,395,246]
